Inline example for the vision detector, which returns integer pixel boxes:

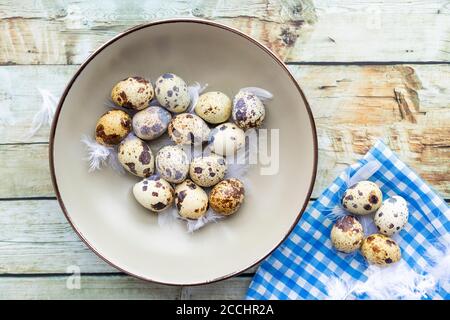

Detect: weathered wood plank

[0,274,250,300]
[182,277,251,300]
[0,200,261,274]
[0,275,182,299]
[0,65,448,198]
[0,0,449,64]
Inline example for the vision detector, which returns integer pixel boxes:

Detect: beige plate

[50,19,317,286]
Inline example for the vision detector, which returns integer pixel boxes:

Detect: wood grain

[0,274,250,299]
[0,275,182,299]
[0,200,261,274]
[0,65,448,198]
[0,0,449,64]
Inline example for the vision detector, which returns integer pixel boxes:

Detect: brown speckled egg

[133,175,174,212]
[330,216,364,253]
[155,145,189,184]
[118,134,154,177]
[341,181,383,215]
[208,122,245,156]
[95,110,131,146]
[155,73,190,113]
[168,113,210,145]
[374,196,409,236]
[189,155,227,187]
[195,91,232,124]
[361,234,401,265]
[132,106,172,141]
[111,76,154,110]
[174,179,208,219]
[232,90,265,130]
[209,178,245,215]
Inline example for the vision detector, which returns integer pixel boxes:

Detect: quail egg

[361,234,401,265]
[117,134,154,177]
[209,122,245,156]
[174,179,208,219]
[330,216,364,253]
[168,113,210,145]
[111,76,154,110]
[132,106,172,141]
[209,178,245,215]
[232,90,265,130]
[95,110,131,146]
[341,181,383,215]
[155,145,189,184]
[133,175,174,212]
[155,73,190,113]
[189,155,227,187]
[374,196,409,236]
[194,91,232,124]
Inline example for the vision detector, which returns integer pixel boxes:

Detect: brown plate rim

[49,18,318,286]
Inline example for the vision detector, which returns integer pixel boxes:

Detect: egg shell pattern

[232,90,265,130]
[361,234,401,265]
[341,181,383,215]
[374,196,409,236]
[111,76,154,110]
[95,110,131,146]
[132,106,172,141]
[330,216,364,253]
[133,175,174,212]
[194,91,232,124]
[118,134,154,178]
[168,113,210,145]
[189,155,227,187]
[209,122,245,156]
[209,178,245,215]
[174,179,208,219]
[155,145,189,184]
[155,73,190,113]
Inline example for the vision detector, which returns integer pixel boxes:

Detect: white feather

[324,277,354,300]
[187,82,208,113]
[185,208,224,233]
[352,261,436,300]
[24,88,58,139]
[239,87,273,102]
[80,135,124,173]
[425,238,450,290]
[326,206,348,221]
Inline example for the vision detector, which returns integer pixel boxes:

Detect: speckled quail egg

[117,134,154,177]
[209,178,245,215]
[155,145,189,184]
[155,73,190,113]
[111,76,154,110]
[341,181,383,215]
[232,90,265,130]
[194,91,232,124]
[330,216,364,253]
[95,110,131,146]
[133,175,174,212]
[132,106,172,141]
[174,179,208,219]
[209,122,245,156]
[361,234,401,265]
[189,155,227,187]
[374,196,409,236]
[168,113,210,145]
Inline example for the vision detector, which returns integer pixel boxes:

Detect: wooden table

[0,0,448,299]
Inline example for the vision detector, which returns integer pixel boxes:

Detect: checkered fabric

[247,140,449,300]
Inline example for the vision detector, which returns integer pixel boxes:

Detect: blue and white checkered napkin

[247,140,450,300]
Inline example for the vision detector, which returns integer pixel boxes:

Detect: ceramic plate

[50,19,317,285]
